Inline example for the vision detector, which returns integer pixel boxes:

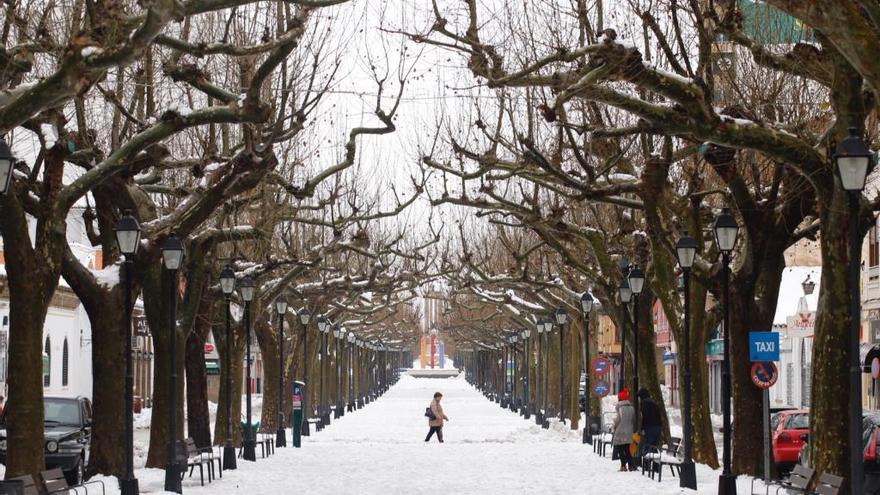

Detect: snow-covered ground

[6,374,777,494]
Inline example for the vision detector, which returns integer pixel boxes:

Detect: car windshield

[785,413,809,430]
[44,399,81,426]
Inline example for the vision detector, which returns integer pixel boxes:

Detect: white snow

[33,375,768,494]
[40,123,58,149]
[81,46,103,58]
[93,264,120,288]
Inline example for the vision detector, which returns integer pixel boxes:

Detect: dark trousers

[425,426,443,442]
[614,444,634,469]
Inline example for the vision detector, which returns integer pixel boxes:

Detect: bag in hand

[425,406,436,420]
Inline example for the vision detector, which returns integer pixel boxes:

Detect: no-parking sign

[592,357,611,376]
[592,380,610,397]
[750,362,778,389]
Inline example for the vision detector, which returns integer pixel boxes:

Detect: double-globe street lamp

[239,276,257,462]
[114,211,141,495]
[347,332,356,411]
[540,317,552,428]
[534,318,544,426]
[520,328,531,419]
[835,127,873,495]
[161,236,185,493]
[334,325,346,418]
[580,292,594,445]
[219,266,237,470]
[714,208,739,495]
[317,316,331,428]
[675,232,698,490]
[555,306,567,424]
[299,309,313,436]
[275,296,289,448]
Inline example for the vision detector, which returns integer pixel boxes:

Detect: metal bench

[761,464,814,495]
[814,473,843,495]
[642,437,682,482]
[40,468,105,495]
[182,438,214,486]
[7,475,39,495]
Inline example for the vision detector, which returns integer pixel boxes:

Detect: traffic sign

[592,357,611,376]
[749,332,780,362]
[592,380,610,397]
[750,362,778,389]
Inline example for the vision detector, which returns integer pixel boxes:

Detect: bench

[814,473,843,495]
[7,475,39,495]
[594,431,614,457]
[182,438,215,486]
[761,464,814,495]
[256,432,274,457]
[40,468,105,495]
[643,437,683,482]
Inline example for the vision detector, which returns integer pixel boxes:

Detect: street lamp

[336,326,346,417]
[275,296,288,448]
[628,265,645,399]
[834,127,872,495]
[534,319,544,426]
[0,137,15,194]
[510,334,519,412]
[347,332,356,412]
[333,323,343,419]
[114,211,140,495]
[618,276,632,392]
[801,275,815,296]
[555,306,567,423]
[219,266,236,470]
[161,235,184,493]
[541,317,552,428]
[300,309,313,436]
[521,328,531,419]
[676,231,698,490]
[318,318,331,428]
[580,291,594,445]
[239,275,257,462]
[714,208,739,495]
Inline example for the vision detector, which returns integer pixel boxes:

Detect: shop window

[871,224,879,268]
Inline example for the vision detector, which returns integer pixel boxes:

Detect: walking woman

[612,388,636,471]
[425,392,449,443]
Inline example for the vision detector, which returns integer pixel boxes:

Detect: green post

[292,381,304,448]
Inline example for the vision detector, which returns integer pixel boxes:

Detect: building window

[43,336,51,387]
[62,338,69,387]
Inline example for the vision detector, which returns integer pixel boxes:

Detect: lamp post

[219,266,236,470]
[300,309,313,436]
[835,127,872,495]
[580,292,593,444]
[555,306,567,423]
[714,208,739,495]
[239,276,256,462]
[275,296,288,448]
[618,278,632,392]
[318,317,330,427]
[347,332,356,411]
[160,235,184,493]
[542,318,553,428]
[628,266,645,398]
[0,137,15,194]
[511,334,519,412]
[114,211,141,495]
[521,329,530,419]
[335,325,346,418]
[676,232,698,490]
[333,324,343,419]
[535,319,544,425]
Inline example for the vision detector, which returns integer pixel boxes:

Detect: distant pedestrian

[425,392,449,443]
[612,388,636,471]
[638,388,662,455]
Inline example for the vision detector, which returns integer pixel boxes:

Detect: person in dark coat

[638,388,662,455]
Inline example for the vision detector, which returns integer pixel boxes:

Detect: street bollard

[292,381,304,448]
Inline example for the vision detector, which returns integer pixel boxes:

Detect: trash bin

[133,395,143,414]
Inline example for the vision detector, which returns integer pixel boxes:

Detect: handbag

[425,406,436,420]
[629,432,641,456]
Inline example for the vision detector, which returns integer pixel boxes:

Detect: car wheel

[65,455,84,486]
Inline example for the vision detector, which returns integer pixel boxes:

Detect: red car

[771,409,809,468]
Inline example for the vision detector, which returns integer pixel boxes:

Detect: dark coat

[639,396,662,430]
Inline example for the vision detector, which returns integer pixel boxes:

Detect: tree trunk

[256,317,280,432]
[185,298,212,449]
[213,306,244,446]
[144,266,186,468]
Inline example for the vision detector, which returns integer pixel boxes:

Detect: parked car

[771,409,809,470]
[0,396,93,485]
